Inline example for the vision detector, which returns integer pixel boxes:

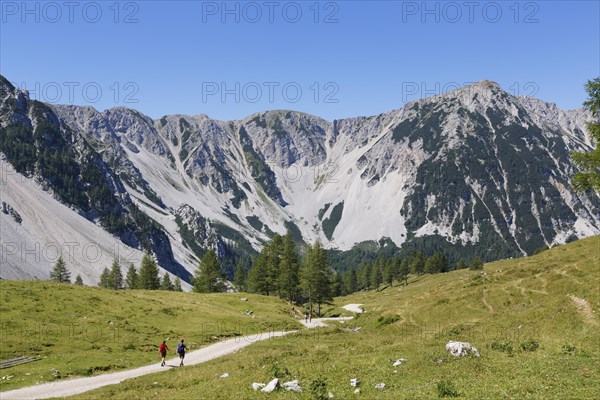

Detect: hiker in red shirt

[159,340,169,367]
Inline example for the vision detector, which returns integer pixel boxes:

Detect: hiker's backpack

[159,343,166,353]
[177,343,185,354]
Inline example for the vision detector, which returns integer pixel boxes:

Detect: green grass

[0,283,299,391]
[3,236,599,399]
[60,235,600,399]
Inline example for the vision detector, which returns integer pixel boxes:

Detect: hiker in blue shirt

[177,339,188,367]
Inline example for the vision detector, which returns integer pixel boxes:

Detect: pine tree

[572,77,600,191]
[278,231,300,302]
[125,264,138,289]
[247,252,268,294]
[358,262,372,290]
[370,261,383,291]
[300,241,333,316]
[469,257,484,270]
[410,251,425,275]
[265,234,283,296]
[398,258,410,285]
[194,249,226,293]
[174,276,183,292]
[344,268,359,294]
[233,261,247,292]
[99,267,111,288]
[50,256,71,283]
[138,253,160,290]
[109,259,123,289]
[74,274,84,285]
[383,258,397,287]
[333,271,344,297]
[161,273,174,291]
[455,258,468,270]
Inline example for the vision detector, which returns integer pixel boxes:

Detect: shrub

[561,344,576,355]
[437,380,459,397]
[520,339,540,352]
[376,315,400,327]
[490,341,514,355]
[309,378,328,400]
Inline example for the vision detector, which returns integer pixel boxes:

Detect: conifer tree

[99,267,111,288]
[469,257,484,270]
[50,256,71,283]
[247,252,268,294]
[138,253,160,290]
[161,272,174,291]
[109,259,123,289]
[194,249,226,293]
[174,276,183,292]
[233,260,247,292]
[399,258,410,285]
[278,231,300,302]
[300,241,333,316]
[125,263,138,289]
[74,274,84,285]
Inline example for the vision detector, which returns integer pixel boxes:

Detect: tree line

[48,254,183,292]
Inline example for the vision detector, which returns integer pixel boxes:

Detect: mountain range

[1,75,598,284]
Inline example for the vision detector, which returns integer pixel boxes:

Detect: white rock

[219,372,229,378]
[282,379,303,392]
[240,297,248,301]
[354,388,361,394]
[445,341,480,357]
[261,378,279,393]
[392,358,407,367]
[350,378,360,387]
[375,383,386,389]
[328,392,334,398]
[252,382,265,391]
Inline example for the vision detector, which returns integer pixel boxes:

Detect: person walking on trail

[159,340,169,367]
[177,339,188,367]
[304,312,308,323]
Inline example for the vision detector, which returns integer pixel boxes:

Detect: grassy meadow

[1,235,599,399]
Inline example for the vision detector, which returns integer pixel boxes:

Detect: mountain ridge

[1,75,598,283]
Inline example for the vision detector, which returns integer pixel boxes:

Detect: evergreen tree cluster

[98,254,183,292]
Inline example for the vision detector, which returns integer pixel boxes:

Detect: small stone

[261,378,279,393]
[375,383,385,389]
[392,358,407,367]
[152,382,159,385]
[354,388,361,394]
[350,378,360,387]
[240,297,248,301]
[219,372,229,378]
[328,392,334,398]
[252,382,265,391]
[282,379,303,392]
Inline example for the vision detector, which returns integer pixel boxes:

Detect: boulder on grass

[261,378,280,393]
[445,341,480,357]
[282,379,303,392]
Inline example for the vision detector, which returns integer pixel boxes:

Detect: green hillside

[0,282,300,391]
[64,235,599,399]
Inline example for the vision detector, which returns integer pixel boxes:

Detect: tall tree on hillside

[247,252,268,294]
[370,260,383,291]
[74,274,84,285]
[357,262,372,290]
[99,267,111,288]
[410,251,426,275]
[469,257,484,270]
[398,258,410,286]
[332,271,344,297]
[109,259,123,289]
[383,258,398,287]
[174,276,183,292]
[233,260,247,292]
[125,264,138,289]
[194,249,226,293]
[265,234,283,296]
[161,273,174,291]
[572,77,600,191]
[278,231,300,302]
[424,252,449,274]
[138,253,160,290]
[455,258,468,270]
[50,256,71,283]
[300,241,333,316]
[344,268,359,294]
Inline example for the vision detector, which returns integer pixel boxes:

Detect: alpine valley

[1,75,598,284]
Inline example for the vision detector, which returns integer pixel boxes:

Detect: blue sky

[1,0,598,121]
